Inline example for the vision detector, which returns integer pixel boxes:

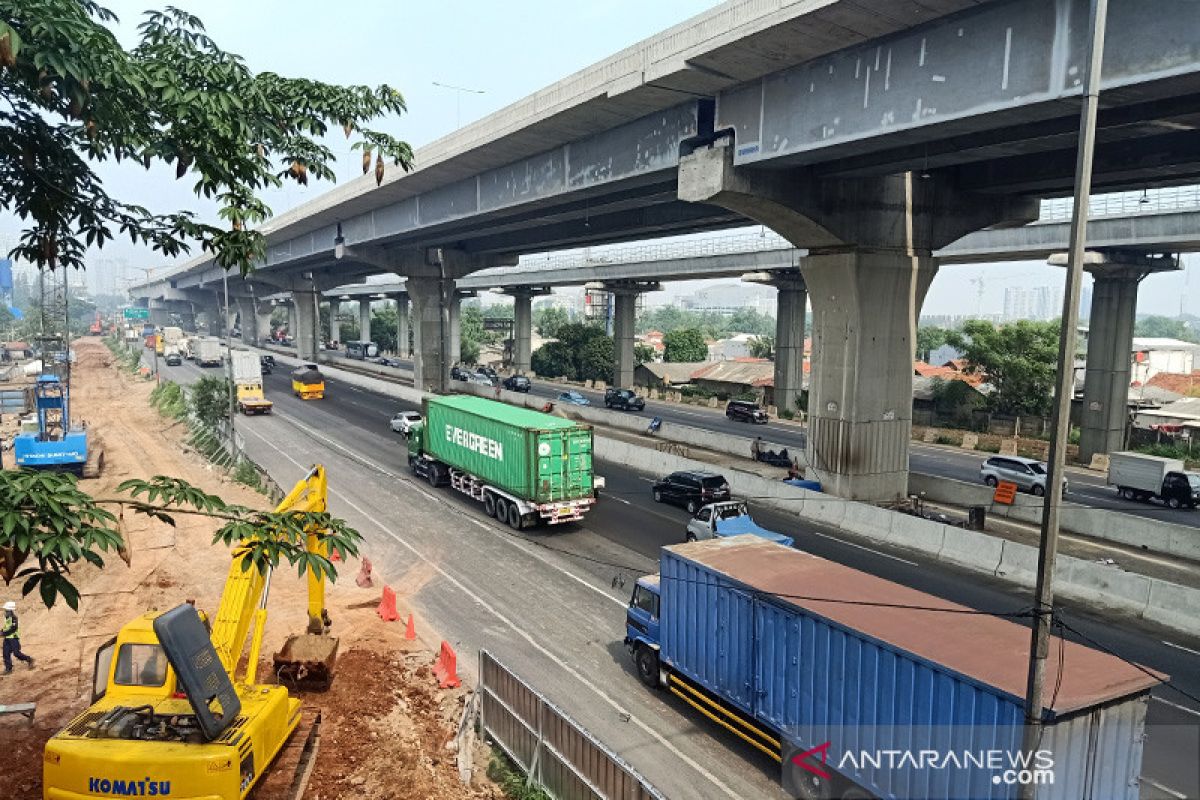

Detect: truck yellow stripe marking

[668,674,781,749]
[668,685,782,762]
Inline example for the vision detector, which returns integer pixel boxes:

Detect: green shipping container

[421,395,594,504]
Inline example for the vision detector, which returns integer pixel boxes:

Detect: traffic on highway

[159,350,1200,800]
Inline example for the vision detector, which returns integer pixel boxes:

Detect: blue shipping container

[657,537,1156,800]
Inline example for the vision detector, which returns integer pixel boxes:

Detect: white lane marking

[1151,696,1200,719]
[1162,640,1200,658]
[802,529,919,566]
[610,495,634,507]
[240,423,741,800]
[254,412,626,609]
[1141,778,1188,799]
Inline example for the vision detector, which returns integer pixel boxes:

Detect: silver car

[980,455,1067,496]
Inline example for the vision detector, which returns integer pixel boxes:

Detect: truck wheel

[427,466,439,488]
[635,646,659,688]
[507,503,524,530]
[786,768,834,800]
[483,493,496,518]
[1119,487,1133,500]
[1168,496,1182,509]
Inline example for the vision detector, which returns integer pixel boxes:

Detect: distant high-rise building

[1003,285,1064,321]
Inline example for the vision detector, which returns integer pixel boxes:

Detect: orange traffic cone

[377,586,401,622]
[433,641,461,688]
[404,613,417,641]
[355,557,374,588]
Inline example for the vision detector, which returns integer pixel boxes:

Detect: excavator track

[251,707,321,800]
[81,447,105,479]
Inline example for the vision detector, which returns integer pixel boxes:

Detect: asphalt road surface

[162,354,1200,799]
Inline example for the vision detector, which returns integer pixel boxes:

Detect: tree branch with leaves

[0,1,415,275]
[0,469,362,609]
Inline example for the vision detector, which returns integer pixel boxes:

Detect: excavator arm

[210,465,331,682]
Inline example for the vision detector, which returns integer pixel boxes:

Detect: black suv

[503,374,532,392]
[259,354,275,374]
[604,387,645,411]
[450,364,470,381]
[726,400,768,424]
[652,470,731,514]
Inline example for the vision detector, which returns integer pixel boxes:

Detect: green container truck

[407,395,600,528]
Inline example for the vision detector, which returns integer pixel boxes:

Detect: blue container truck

[625,537,1160,800]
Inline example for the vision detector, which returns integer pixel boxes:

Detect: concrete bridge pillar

[292,290,319,361]
[147,298,171,328]
[1070,252,1177,463]
[406,277,454,392]
[287,302,298,344]
[746,270,807,415]
[679,139,1036,501]
[328,300,341,345]
[607,282,659,389]
[394,295,410,358]
[359,299,372,343]
[506,288,549,375]
[236,296,256,345]
[255,302,274,345]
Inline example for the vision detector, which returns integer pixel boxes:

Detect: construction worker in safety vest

[2,601,34,674]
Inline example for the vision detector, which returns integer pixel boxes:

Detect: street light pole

[221,271,237,456]
[1020,1,1108,795]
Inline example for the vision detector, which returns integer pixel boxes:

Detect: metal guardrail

[478,650,666,800]
[1039,186,1200,221]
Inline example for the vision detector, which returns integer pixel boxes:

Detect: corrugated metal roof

[1137,397,1200,421]
[691,359,774,387]
[665,537,1161,715]
[435,394,583,430]
[638,361,705,383]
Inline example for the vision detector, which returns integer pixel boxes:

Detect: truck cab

[685,501,795,548]
[623,576,663,688]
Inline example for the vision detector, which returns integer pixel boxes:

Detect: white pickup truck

[684,500,794,547]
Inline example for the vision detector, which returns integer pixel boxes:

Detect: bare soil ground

[0,339,498,799]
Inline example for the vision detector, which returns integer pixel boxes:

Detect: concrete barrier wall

[908,473,1200,563]
[597,434,1200,637]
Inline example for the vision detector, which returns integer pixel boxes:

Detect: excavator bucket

[273,634,339,692]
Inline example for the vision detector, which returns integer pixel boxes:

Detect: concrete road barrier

[909,472,1200,565]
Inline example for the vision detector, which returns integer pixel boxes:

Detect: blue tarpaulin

[714,515,794,548]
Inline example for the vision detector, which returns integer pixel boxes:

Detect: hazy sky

[5,0,1196,317]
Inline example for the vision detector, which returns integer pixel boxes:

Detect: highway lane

[352,353,1200,528]
[160,354,1200,797]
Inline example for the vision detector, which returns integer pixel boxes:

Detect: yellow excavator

[43,465,342,800]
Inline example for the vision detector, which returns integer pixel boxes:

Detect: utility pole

[1020,1,1108,796]
[221,271,237,457]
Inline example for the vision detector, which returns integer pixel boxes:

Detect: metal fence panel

[478,650,665,800]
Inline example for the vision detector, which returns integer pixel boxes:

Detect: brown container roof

[665,537,1163,717]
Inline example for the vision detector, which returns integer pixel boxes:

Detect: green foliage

[579,335,614,383]
[1,2,413,275]
[929,377,981,413]
[232,459,262,492]
[1134,315,1198,344]
[530,341,575,379]
[748,335,774,359]
[486,751,552,800]
[663,328,708,363]
[916,326,952,360]
[637,305,774,338]
[0,470,122,609]
[530,323,612,382]
[149,379,187,419]
[370,305,398,352]
[459,305,484,364]
[534,306,569,339]
[189,374,230,427]
[945,320,1060,417]
[634,343,657,365]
